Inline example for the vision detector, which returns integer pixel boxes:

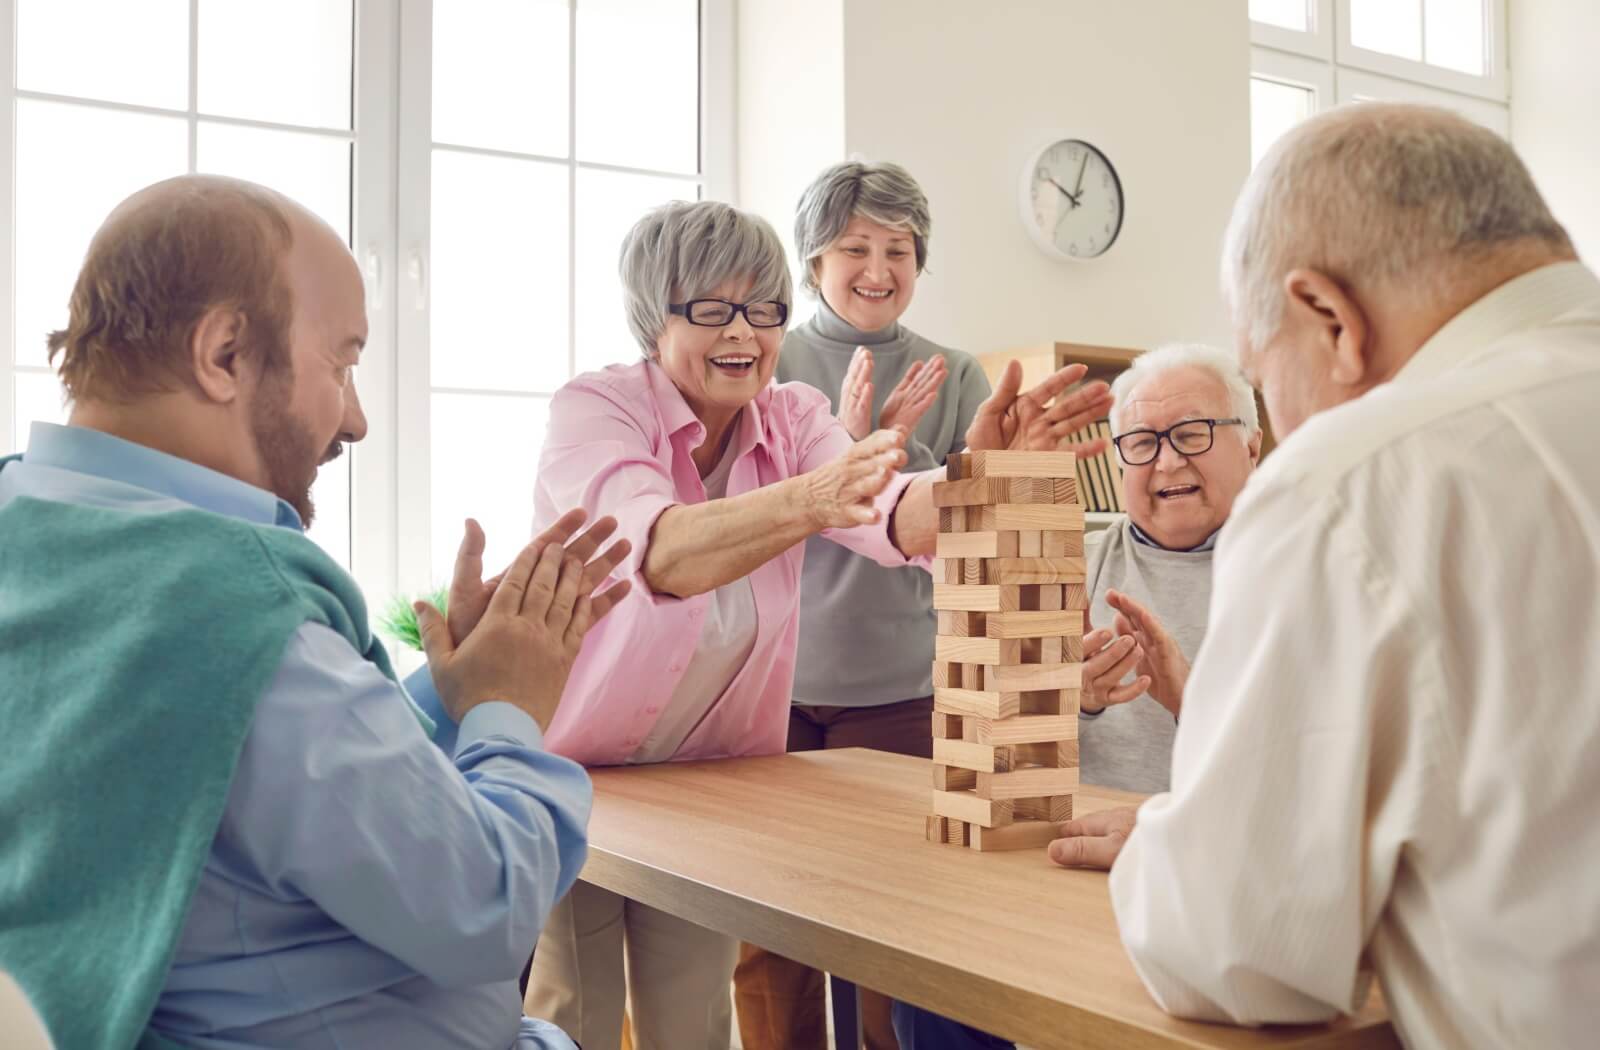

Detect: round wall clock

[1020,137,1125,261]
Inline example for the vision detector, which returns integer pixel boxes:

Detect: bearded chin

[249,395,322,528]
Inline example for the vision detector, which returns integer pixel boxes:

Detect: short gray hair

[794,160,931,293]
[1222,103,1574,352]
[1110,343,1260,437]
[620,200,793,357]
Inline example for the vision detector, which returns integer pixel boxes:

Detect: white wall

[1511,0,1600,265]
[738,0,1251,356]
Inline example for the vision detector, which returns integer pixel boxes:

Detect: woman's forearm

[888,469,940,558]
[642,477,821,598]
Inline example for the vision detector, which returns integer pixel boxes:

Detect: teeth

[711,355,755,366]
[853,288,892,299]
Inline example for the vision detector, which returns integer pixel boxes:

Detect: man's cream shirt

[1110,262,1600,1050]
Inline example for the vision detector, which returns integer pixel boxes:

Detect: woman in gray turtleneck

[733,161,991,1050]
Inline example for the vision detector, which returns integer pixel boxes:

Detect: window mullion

[0,0,16,454]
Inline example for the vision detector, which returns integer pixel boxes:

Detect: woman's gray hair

[1222,102,1573,353]
[794,160,931,293]
[619,199,793,357]
[1110,343,1260,437]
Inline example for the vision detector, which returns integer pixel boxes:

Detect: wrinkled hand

[838,347,875,440]
[1107,589,1188,717]
[1048,805,1138,870]
[879,356,948,434]
[416,517,632,729]
[444,510,606,645]
[1081,606,1151,715]
[964,359,1115,457]
[802,427,908,530]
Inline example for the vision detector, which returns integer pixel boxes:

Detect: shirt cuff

[455,701,545,757]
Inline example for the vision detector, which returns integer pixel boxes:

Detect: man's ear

[1246,426,1263,466]
[190,306,248,404]
[1282,268,1372,389]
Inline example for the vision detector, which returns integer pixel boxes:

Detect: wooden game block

[925,815,948,843]
[960,663,986,689]
[1018,689,1081,716]
[1062,584,1089,610]
[938,610,985,637]
[1014,795,1074,822]
[974,504,1085,531]
[934,531,1019,559]
[1042,530,1084,556]
[934,687,1021,720]
[969,819,1063,852]
[989,558,1088,584]
[1013,740,1077,768]
[946,452,972,480]
[969,714,1078,746]
[931,662,961,688]
[1050,477,1079,505]
[1017,530,1043,557]
[933,584,1022,612]
[985,662,1082,692]
[932,558,962,585]
[932,712,964,739]
[965,450,1076,479]
[1020,584,1089,611]
[961,559,988,586]
[932,788,1014,828]
[976,766,1080,800]
[938,505,967,533]
[935,636,1021,666]
[1034,584,1064,612]
[933,476,1074,508]
[932,764,977,791]
[933,738,1013,773]
[985,610,1082,639]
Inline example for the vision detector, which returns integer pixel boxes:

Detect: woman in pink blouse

[523,200,1112,1050]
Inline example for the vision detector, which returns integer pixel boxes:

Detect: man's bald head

[48,174,303,403]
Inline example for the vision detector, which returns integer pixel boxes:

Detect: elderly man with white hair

[1048,103,1600,1050]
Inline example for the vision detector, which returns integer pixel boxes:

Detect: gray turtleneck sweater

[776,300,991,707]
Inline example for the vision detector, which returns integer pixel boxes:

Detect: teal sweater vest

[0,458,431,1050]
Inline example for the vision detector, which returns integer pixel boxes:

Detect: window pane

[1424,0,1486,74]
[13,371,69,452]
[430,151,570,393]
[429,393,549,583]
[16,0,189,109]
[1248,0,1309,32]
[305,457,352,568]
[197,122,353,241]
[198,0,353,128]
[1351,0,1422,61]
[1250,78,1314,169]
[574,169,699,374]
[576,0,698,172]
[14,101,188,368]
[433,0,570,157]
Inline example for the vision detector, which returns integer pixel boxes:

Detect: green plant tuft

[377,587,448,652]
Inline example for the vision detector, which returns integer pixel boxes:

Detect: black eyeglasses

[669,298,788,328]
[1113,417,1244,466]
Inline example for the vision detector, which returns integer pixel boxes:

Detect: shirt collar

[1394,262,1600,390]
[22,422,303,529]
[1129,518,1219,552]
[645,358,772,457]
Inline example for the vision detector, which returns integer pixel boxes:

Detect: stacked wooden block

[925,450,1085,852]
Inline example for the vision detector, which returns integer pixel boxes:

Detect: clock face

[1024,139,1124,260]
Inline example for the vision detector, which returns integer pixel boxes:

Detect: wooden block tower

[924,450,1085,852]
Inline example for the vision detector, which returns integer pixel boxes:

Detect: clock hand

[1046,175,1081,208]
[1072,152,1090,201]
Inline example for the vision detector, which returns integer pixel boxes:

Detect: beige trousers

[524,880,738,1050]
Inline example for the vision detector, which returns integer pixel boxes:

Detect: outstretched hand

[964,359,1114,458]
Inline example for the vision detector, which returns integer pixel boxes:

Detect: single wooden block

[931,711,964,740]
[1042,529,1084,557]
[974,504,1085,532]
[1017,530,1043,557]
[986,610,1083,639]
[1020,689,1081,716]
[925,815,948,843]
[969,819,1063,852]
[990,558,1088,585]
[1033,584,1064,612]
[938,610,985,637]
[933,584,1022,612]
[976,766,1081,801]
[932,558,963,585]
[946,452,972,480]
[932,788,1014,828]
[1014,795,1074,822]
[970,714,1078,746]
[961,716,981,742]
[1050,477,1079,506]
[938,505,968,533]
[966,450,1077,479]
[934,687,1022,720]
[961,558,988,586]
[1059,738,1080,766]
[1062,584,1089,610]
[985,662,1083,692]
[1013,740,1077,767]
[952,819,972,846]
[932,764,978,791]
[933,738,1013,773]
[931,662,961,688]
[960,663,986,689]
[935,635,1021,666]
[934,531,1019,559]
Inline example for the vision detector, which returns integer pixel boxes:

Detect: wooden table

[583,748,1397,1050]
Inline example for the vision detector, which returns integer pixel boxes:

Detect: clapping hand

[964,359,1114,457]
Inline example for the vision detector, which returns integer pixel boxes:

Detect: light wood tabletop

[582,748,1398,1050]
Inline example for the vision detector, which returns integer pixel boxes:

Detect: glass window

[576,0,699,173]
[429,392,550,583]
[1350,0,1422,60]
[432,0,571,156]
[12,371,69,452]
[1249,0,1311,33]
[1424,0,1486,75]
[1250,77,1316,168]
[16,0,189,109]
[198,0,354,128]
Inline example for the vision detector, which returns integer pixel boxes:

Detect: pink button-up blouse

[533,359,926,766]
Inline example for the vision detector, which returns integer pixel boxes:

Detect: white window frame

[1250,0,1335,60]
[1336,66,1510,136]
[1335,0,1508,103]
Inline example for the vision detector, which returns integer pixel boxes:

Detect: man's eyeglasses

[668,299,789,328]
[1112,418,1244,466]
